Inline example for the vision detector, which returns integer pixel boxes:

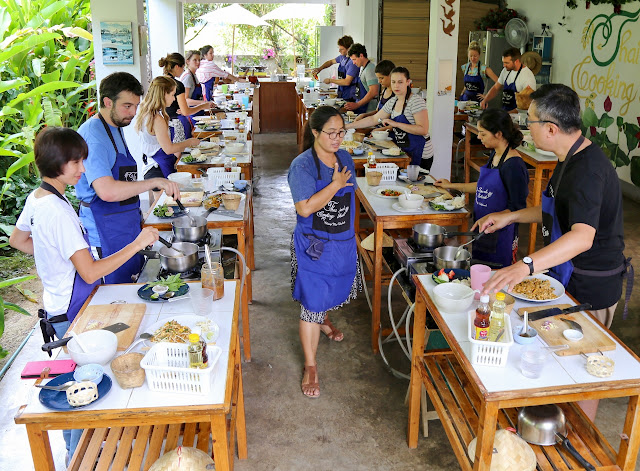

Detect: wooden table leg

[211,415,231,471]
[235,333,248,460]
[236,227,251,361]
[473,401,499,471]
[371,221,383,353]
[527,165,544,254]
[617,394,640,470]
[407,292,427,448]
[464,130,472,205]
[25,424,54,471]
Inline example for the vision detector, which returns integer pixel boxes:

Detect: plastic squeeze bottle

[188,333,205,369]
[488,292,506,342]
[474,295,491,341]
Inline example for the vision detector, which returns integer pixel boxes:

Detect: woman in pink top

[196,45,242,84]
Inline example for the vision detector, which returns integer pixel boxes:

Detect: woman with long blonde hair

[136,76,199,179]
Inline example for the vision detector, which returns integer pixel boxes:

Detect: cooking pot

[518,405,596,470]
[140,241,200,273]
[412,223,476,248]
[171,207,216,242]
[434,246,471,270]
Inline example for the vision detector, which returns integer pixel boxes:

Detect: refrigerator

[468,31,510,108]
[315,26,343,81]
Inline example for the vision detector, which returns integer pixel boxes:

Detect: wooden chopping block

[67,303,147,351]
[516,305,615,356]
[165,191,204,207]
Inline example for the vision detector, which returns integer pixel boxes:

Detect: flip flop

[321,318,344,342]
[301,365,320,398]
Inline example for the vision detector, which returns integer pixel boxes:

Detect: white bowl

[457,101,468,111]
[73,363,104,384]
[67,330,118,366]
[225,142,245,153]
[167,172,192,188]
[371,130,389,140]
[432,283,475,313]
[397,193,424,209]
[411,87,420,94]
[324,98,336,106]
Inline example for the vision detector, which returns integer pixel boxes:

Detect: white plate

[391,202,426,213]
[211,190,246,201]
[371,137,393,142]
[223,145,246,155]
[144,315,220,345]
[374,186,407,198]
[508,273,565,303]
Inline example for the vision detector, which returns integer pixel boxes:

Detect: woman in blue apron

[179,50,208,127]
[137,76,200,179]
[458,42,498,103]
[288,106,361,398]
[435,109,529,267]
[353,60,395,127]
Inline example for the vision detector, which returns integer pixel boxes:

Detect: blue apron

[188,70,203,101]
[501,65,522,111]
[353,61,373,114]
[39,181,101,323]
[336,56,356,101]
[292,150,357,313]
[89,114,144,284]
[541,136,584,285]
[389,96,430,168]
[460,62,485,102]
[472,148,517,268]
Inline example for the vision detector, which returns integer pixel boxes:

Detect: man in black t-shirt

[478,84,627,327]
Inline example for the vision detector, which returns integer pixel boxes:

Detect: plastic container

[364,163,399,184]
[468,311,513,367]
[141,342,222,395]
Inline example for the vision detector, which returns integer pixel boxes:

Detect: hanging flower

[604,96,612,112]
[262,48,275,60]
[224,54,237,66]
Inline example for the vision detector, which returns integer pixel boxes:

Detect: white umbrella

[261,3,327,21]
[196,5,268,74]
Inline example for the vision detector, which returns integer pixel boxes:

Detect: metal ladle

[157,236,187,257]
[175,199,196,227]
[454,231,485,260]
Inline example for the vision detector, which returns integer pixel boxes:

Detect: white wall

[90,0,148,87]
[508,0,640,194]
[335,0,379,61]
[148,0,184,78]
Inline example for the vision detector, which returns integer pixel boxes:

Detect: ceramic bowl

[371,130,389,141]
[432,283,475,312]
[397,193,424,210]
[411,87,420,94]
[225,142,245,153]
[73,363,104,385]
[514,326,538,345]
[324,98,336,106]
[167,172,192,188]
[67,330,118,366]
[457,101,468,111]
[234,180,248,190]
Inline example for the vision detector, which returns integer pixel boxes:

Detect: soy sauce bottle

[474,295,491,341]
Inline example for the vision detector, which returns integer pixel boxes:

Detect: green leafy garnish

[146,274,186,293]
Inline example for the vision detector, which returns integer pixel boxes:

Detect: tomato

[448,270,455,280]
[438,268,446,276]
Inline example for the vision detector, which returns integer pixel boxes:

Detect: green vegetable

[153,204,175,217]
[147,274,186,293]
[150,293,159,299]
[182,155,194,163]
[438,273,450,283]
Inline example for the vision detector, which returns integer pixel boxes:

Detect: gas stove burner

[405,237,437,254]
[157,259,204,281]
[174,231,212,248]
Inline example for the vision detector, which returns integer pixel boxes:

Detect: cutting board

[66,304,146,351]
[165,191,204,207]
[409,183,453,200]
[516,304,615,356]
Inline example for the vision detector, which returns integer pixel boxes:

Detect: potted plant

[474,8,526,31]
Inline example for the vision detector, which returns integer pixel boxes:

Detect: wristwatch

[523,256,534,276]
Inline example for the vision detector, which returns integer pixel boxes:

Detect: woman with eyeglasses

[434,109,529,267]
[288,106,361,398]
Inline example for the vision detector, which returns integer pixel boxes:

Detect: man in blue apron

[479,47,536,112]
[478,85,632,331]
[77,72,181,283]
[344,43,379,114]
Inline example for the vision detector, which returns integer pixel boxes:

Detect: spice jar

[201,262,224,300]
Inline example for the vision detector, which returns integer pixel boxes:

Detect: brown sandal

[321,318,344,342]
[301,365,320,398]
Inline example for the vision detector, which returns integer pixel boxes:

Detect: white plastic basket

[467,311,513,367]
[364,163,399,183]
[210,171,241,187]
[140,342,223,395]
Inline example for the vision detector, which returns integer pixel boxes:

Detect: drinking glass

[407,165,420,181]
[470,264,491,300]
[520,347,547,379]
[191,288,214,316]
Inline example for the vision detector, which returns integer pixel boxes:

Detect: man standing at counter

[479,47,536,112]
[344,43,379,114]
[312,35,359,102]
[76,72,181,284]
[478,84,630,329]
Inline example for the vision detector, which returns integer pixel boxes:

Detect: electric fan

[505,18,529,53]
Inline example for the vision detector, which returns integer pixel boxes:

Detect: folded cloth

[304,235,325,260]
[360,232,394,251]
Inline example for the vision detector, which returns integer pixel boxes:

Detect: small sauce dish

[563,329,584,341]
[152,285,168,295]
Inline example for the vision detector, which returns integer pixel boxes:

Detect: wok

[171,207,216,242]
[518,405,596,471]
[140,241,199,273]
[412,223,476,249]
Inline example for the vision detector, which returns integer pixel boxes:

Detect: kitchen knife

[41,322,130,353]
[527,303,591,322]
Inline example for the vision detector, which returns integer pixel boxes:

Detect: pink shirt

[196,59,229,83]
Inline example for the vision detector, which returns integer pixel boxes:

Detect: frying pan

[517,405,596,471]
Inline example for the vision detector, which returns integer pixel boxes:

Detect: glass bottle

[231,156,237,170]
[474,295,491,341]
[224,157,233,172]
[367,151,377,169]
[188,333,205,369]
[488,292,506,342]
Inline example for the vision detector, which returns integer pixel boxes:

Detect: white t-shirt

[382,94,434,160]
[497,66,536,92]
[16,192,89,316]
[133,113,163,175]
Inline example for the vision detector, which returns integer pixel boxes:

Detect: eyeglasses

[525,118,558,127]
[322,129,347,139]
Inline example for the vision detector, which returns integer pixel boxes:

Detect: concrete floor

[1,133,638,470]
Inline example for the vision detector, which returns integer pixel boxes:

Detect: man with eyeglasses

[477,84,631,334]
[479,47,536,112]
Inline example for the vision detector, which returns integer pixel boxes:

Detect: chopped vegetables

[153,204,175,217]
